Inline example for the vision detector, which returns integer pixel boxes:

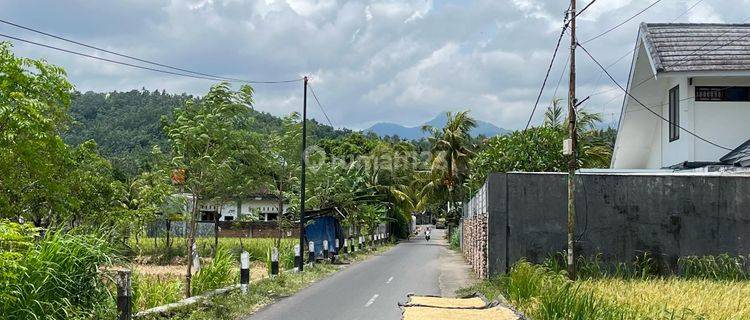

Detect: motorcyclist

[425,227,431,241]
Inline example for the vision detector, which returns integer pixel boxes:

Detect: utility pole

[566,0,578,281]
[299,76,308,272]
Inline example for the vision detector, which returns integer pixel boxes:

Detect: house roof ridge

[643,22,750,27]
[638,22,750,73]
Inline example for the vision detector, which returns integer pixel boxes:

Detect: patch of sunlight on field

[579,278,750,319]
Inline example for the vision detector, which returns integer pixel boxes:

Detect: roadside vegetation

[137,244,394,320]
[0,41,445,319]
[459,254,750,320]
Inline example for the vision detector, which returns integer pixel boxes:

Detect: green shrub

[449,231,460,250]
[191,246,235,295]
[0,221,115,319]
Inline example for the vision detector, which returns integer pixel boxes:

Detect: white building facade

[197,195,288,222]
[612,23,750,169]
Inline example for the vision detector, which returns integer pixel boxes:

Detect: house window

[695,86,750,101]
[669,85,680,142]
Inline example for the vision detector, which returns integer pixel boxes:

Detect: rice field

[459,258,750,320]
[580,278,750,319]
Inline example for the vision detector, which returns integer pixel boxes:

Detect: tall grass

[129,237,296,268]
[543,251,749,281]
[0,224,116,319]
[462,255,750,320]
[132,271,184,312]
[191,246,236,295]
[679,254,749,280]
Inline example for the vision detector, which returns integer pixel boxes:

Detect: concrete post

[115,270,131,320]
[293,244,301,272]
[308,241,315,264]
[270,247,279,277]
[322,239,329,260]
[240,251,250,293]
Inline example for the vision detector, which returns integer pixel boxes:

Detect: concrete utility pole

[566,0,578,281]
[299,76,308,272]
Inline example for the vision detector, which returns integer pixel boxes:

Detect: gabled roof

[641,23,750,73]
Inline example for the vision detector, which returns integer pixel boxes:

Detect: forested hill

[63,89,351,179]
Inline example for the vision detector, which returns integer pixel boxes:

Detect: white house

[612,23,750,170]
[196,194,288,222]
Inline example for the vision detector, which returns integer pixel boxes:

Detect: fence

[461,172,750,277]
[146,221,300,238]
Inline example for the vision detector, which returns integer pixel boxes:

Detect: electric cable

[578,42,747,154]
[524,12,570,130]
[581,0,663,44]
[307,83,336,129]
[0,20,302,84]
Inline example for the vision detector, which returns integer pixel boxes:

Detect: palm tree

[421,111,477,231]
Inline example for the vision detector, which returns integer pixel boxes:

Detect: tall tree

[264,113,302,248]
[421,111,477,231]
[164,82,255,297]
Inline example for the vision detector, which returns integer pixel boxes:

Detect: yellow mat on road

[400,294,521,320]
[403,306,519,320]
[405,296,487,308]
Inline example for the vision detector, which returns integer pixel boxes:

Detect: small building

[612,23,750,169]
[196,194,289,222]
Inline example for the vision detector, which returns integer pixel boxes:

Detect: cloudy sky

[1,0,747,130]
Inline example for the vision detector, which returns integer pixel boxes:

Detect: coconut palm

[420,111,477,230]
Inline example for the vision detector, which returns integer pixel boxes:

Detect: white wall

[218,198,289,221]
[653,75,750,167]
[692,77,750,162]
[612,42,663,169]
[612,39,750,169]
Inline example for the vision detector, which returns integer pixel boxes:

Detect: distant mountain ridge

[366,112,510,140]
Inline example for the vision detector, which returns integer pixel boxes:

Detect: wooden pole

[298,76,308,272]
[567,0,578,281]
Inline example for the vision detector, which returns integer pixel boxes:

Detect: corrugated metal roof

[720,139,750,167]
[641,23,750,72]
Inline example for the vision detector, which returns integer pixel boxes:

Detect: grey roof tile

[641,23,750,72]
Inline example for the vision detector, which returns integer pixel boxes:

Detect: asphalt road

[247,228,456,320]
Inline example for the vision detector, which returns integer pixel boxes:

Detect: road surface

[246,227,475,320]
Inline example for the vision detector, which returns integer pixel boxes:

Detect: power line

[581,0,663,44]
[0,32,229,82]
[629,18,750,93]
[584,0,706,98]
[307,83,336,129]
[575,0,598,18]
[549,53,570,108]
[524,12,570,130]
[578,43,742,154]
[0,19,302,84]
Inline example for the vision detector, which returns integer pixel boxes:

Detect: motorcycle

[425,233,431,241]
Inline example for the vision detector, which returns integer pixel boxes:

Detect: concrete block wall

[462,172,750,278]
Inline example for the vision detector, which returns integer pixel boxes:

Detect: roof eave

[611,25,660,168]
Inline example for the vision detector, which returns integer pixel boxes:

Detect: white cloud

[0,0,744,130]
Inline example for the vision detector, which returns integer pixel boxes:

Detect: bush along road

[129,235,399,320]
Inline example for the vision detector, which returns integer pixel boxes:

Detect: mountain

[64,89,351,179]
[366,112,510,140]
